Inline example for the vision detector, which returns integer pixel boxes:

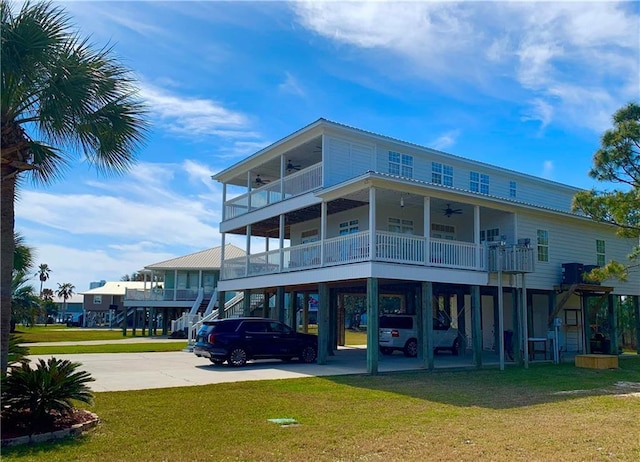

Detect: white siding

[324,136,374,186]
[517,212,639,295]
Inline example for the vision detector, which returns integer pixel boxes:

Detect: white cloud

[429,130,461,150]
[279,72,306,97]
[292,1,639,133]
[139,83,257,138]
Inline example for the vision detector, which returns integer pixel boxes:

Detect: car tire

[228,348,248,367]
[452,338,460,356]
[209,358,225,365]
[380,347,393,355]
[404,339,418,357]
[299,345,317,363]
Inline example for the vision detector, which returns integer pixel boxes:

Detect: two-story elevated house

[212,119,640,373]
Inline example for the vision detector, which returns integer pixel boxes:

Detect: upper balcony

[221,230,535,280]
[225,162,323,220]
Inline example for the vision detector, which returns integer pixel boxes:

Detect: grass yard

[3,357,639,461]
[13,326,148,343]
[25,343,187,355]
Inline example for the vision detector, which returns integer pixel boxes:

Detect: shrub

[7,334,29,369]
[1,358,94,431]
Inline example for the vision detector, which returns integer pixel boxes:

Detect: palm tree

[56,282,75,323]
[13,232,34,275]
[1,1,148,372]
[36,263,51,296]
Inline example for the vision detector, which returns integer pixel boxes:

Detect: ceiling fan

[443,204,462,217]
[254,174,270,186]
[286,160,301,172]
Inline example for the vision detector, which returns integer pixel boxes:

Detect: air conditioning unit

[561,263,584,284]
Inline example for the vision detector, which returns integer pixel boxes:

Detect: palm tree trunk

[1,164,17,373]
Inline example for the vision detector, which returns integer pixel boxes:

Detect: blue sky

[15,0,640,292]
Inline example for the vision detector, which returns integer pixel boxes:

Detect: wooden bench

[575,354,618,369]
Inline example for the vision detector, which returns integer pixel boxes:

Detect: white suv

[379,314,460,357]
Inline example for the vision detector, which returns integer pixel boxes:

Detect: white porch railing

[221,232,535,280]
[125,288,200,302]
[486,245,535,273]
[225,163,323,219]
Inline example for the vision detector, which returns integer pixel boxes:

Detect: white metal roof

[144,244,245,270]
[79,281,147,296]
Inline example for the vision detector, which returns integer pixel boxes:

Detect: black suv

[193,317,318,367]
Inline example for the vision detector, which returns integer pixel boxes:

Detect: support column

[423,197,430,265]
[512,287,522,365]
[302,292,309,333]
[369,187,376,259]
[217,290,226,320]
[317,283,330,365]
[608,294,618,355]
[456,289,467,353]
[320,201,327,264]
[288,290,296,328]
[420,282,434,370]
[276,286,285,323]
[263,290,269,318]
[132,307,138,336]
[338,293,345,345]
[471,285,482,368]
[634,296,640,355]
[245,224,252,277]
[474,205,481,269]
[279,215,285,271]
[497,248,505,370]
[522,274,529,369]
[243,289,252,316]
[148,308,155,337]
[366,278,379,374]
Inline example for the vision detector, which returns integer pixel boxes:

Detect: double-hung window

[596,240,605,266]
[537,229,549,262]
[432,162,453,186]
[339,220,359,235]
[509,181,517,198]
[470,171,489,194]
[389,151,413,178]
[388,217,414,234]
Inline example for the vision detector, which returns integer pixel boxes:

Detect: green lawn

[3,357,639,461]
[26,343,187,355]
[12,326,149,343]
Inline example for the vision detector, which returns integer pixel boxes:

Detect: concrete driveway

[26,345,429,392]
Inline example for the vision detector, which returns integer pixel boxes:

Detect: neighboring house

[212,118,640,371]
[80,281,147,327]
[52,293,84,323]
[121,244,246,335]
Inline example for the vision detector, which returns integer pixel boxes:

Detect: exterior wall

[323,135,375,187]
[83,294,123,312]
[324,127,578,213]
[517,211,639,295]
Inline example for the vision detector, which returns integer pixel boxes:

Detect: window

[431,223,455,240]
[480,228,500,242]
[388,151,413,178]
[509,181,517,198]
[388,217,414,234]
[596,239,605,266]
[301,229,318,244]
[470,171,489,194]
[93,295,102,304]
[432,162,453,186]
[339,220,359,235]
[537,229,549,262]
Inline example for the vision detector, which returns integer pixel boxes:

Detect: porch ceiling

[227,198,367,237]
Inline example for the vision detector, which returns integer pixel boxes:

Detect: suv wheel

[299,345,317,363]
[404,339,418,357]
[228,347,248,367]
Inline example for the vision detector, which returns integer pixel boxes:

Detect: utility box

[562,263,584,284]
